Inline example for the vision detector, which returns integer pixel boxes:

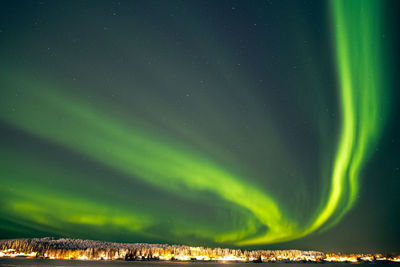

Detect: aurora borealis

[0,0,399,252]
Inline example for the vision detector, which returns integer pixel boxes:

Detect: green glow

[0,76,301,245]
[0,0,391,247]
[308,0,389,232]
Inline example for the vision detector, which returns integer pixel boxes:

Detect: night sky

[0,0,399,253]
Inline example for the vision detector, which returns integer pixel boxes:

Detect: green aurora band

[308,0,389,234]
[0,0,390,246]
